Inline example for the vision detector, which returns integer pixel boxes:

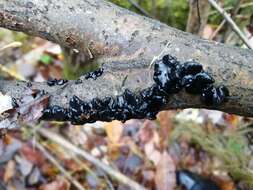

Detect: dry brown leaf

[212,176,235,190]
[144,134,161,165]
[0,93,13,114]
[18,95,50,122]
[155,151,176,190]
[104,120,123,145]
[157,111,175,149]
[4,160,16,183]
[20,144,45,166]
[202,24,214,39]
[138,120,156,144]
[39,177,70,190]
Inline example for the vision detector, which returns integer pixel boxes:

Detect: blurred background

[0,0,253,189]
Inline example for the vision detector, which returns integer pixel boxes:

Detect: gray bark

[0,0,253,117]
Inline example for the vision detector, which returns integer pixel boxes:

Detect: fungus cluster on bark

[41,54,229,124]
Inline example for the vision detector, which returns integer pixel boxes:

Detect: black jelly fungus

[75,79,82,84]
[162,54,179,66]
[42,105,68,121]
[12,98,19,108]
[41,54,229,124]
[57,79,68,85]
[84,68,104,80]
[26,82,32,88]
[47,78,68,86]
[177,170,221,190]
[201,85,229,106]
[180,61,203,76]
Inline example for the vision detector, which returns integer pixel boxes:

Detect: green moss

[110,0,189,30]
[170,121,253,186]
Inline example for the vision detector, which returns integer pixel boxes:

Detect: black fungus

[41,54,229,124]
[84,68,104,80]
[26,81,32,88]
[47,78,68,86]
[42,105,68,121]
[38,90,47,97]
[177,170,221,190]
[162,54,179,66]
[201,85,229,106]
[75,79,82,84]
[12,98,19,108]
[180,61,203,76]
[184,72,215,94]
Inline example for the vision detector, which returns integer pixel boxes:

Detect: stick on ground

[35,142,86,190]
[35,127,147,190]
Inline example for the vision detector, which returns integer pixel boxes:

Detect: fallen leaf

[157,111,175,149]
[122,119,141,137]
[63,159,82,172]
[141,124,161,165]
[86,173,99,189]
[144,139,161,165]
[213,177,235,190]
[104,120,123,145]
[175,109,203,124]
[138,120,156,144]
[142,170,155,188]
[202,24,214,39]
[25,166,42,188]
[0,138,22,164]
[123,154,143,175]
[4,160,15,183]
[155,151,176,190]
[39,177,70,190]
[15,155,33,176]
[18,95,50,122]
[20,144,45,166]
[0,92,13,114]
[0,118,19,130]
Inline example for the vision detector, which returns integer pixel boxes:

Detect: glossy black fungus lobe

[12,98,19,108]
[177,170,221,190]
[42,105,68,121]
[75,79,82,84]
[84,68,104,80]
[42,55,229,124]
[47,78,68,86]
[201,85,229,106]
[180,61,203,76]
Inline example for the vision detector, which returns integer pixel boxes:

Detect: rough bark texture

[0,0,253,117]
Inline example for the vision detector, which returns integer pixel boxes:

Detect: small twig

[209,19,227,40]
[0,64,25,81]
[103,173,115,190]
[209,2,253,16]
[127,0,151,18]
[149,42,171,68]
[35,127,146,190]
[208,0,253,49]
[0,42,22,52]
[0,42,25,80]
[35,142,86,190]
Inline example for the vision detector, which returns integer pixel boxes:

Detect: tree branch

[0,0,253,119]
